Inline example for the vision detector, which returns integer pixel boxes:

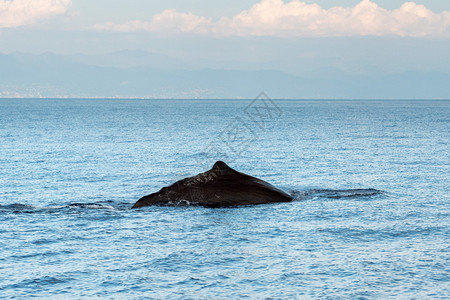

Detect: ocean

[0,98,448,298]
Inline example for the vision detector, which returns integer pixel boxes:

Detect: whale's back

[132,161,293,208]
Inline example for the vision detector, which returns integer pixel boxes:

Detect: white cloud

[93,9,212,34]
[0,0,72,28]
[94,0,450,38]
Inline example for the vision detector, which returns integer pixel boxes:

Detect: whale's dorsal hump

[212,161,231,171]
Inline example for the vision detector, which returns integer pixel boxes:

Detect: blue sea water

[0,99,448,299]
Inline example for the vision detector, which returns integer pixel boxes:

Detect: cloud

[0,0,72,28]
[93,9,212,34]
[94,0,450,38]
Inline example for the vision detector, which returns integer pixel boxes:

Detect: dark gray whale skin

[132,161,293,208]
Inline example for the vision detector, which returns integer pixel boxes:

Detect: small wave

[4,274,75,290]
[0,203,36,213]
[318,225,446,242]
[291,188,383,201]
[314,188,383,199]
[67,203,115,210]
[0,202,119,214]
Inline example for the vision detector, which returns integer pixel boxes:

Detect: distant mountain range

[1,51,449,99]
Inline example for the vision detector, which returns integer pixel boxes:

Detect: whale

[132,161,293,208]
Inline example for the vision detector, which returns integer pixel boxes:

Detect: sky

[1,0,449,52]
[0,0,449,98]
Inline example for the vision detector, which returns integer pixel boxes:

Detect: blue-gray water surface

[0,99,449,299]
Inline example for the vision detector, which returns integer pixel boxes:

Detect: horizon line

[1,97,449,101]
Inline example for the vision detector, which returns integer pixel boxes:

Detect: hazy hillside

[1,52,449,99]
